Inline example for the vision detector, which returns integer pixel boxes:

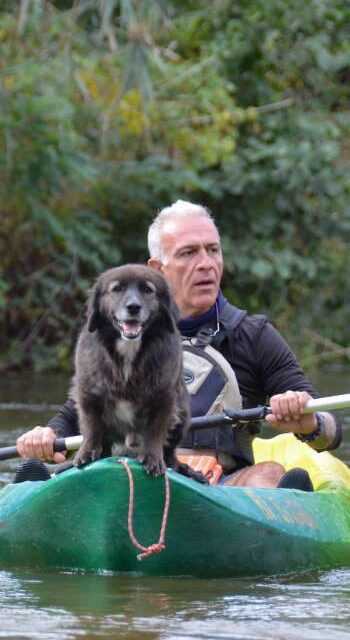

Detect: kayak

[0,433,350,577]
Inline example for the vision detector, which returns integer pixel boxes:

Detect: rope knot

[137,543,166,561]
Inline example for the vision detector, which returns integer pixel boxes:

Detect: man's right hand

[16,426,67,463]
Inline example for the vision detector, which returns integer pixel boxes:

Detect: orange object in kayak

[177,449,223,484]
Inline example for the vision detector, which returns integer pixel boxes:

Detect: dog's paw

[74,446,102,468]
[139,453,166,477]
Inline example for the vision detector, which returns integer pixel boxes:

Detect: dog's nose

[126,302,141,316]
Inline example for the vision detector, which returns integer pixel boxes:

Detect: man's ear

[148,257,163,272]
[87,284,101,333]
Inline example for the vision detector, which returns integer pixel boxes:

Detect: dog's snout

[126,301,141,316]
[122,286,143,317]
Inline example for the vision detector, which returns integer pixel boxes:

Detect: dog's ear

[87,284,101,333]
[159,288,180,333]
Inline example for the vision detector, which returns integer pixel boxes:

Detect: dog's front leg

[137,414,169,477]
[74,441,103,467]
[138,428,166,477]
[139,445,166,477]
[74,403,104,467]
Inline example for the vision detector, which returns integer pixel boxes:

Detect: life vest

[179,304,258,474]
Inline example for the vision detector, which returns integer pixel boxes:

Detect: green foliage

[205,0,350,355]
[0,0,349,372]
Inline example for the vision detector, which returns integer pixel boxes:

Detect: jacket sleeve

[47,398,79,438]
[256,321,316,397]
[255,321,342,451]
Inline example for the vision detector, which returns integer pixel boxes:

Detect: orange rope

[117,458,170,561]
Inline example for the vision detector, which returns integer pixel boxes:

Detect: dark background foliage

[0,0,349,373]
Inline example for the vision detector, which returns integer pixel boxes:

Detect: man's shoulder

[219,300,268,334]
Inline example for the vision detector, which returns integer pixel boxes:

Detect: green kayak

[0,434,350,577]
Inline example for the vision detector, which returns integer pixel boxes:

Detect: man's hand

[265,390,317,435]
[16,426,67,463]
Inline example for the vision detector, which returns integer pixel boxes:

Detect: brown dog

[70,264,192,477]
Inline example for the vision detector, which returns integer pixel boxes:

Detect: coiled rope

[117,458,171,561]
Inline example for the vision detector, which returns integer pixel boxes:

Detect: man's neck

[178,292,225,337]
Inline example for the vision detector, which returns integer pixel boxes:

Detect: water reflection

[1,569,350,640]
[0,571,80,640]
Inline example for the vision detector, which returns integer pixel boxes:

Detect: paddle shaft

[190,393,350,429]
[0,393,349,461]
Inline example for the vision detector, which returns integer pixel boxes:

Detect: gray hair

[147,200,216,261]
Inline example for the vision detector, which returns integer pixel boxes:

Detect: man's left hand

[265,390,317,435]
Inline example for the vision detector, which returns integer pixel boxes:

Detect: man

[16,200,341,487]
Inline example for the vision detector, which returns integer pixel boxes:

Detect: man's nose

[196,248,214,268]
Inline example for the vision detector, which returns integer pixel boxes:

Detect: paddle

[0,393,349,461]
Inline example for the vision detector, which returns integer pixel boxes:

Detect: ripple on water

[0,572,81,640]
[0,568,350,640]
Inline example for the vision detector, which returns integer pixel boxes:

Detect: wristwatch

[295,412,325,442]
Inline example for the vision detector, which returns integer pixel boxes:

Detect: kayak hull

[0,458,350,577]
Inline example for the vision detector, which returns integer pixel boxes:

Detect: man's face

[149,216,223,318]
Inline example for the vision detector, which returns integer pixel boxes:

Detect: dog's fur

[70,264,191,477]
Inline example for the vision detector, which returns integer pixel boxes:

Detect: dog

[70,264,198,478]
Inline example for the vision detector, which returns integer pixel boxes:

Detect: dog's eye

[110,281,123,293]
[141,283,155,295]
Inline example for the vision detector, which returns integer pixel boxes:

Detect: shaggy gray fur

[71,264,190,476]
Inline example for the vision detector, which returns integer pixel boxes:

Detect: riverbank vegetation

[1,0,349,372]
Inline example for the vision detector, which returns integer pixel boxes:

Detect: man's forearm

[47,398,79,438]
[296,412,342,452]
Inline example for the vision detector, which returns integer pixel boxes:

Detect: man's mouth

[116,320,143,341]
[194,280,215,288]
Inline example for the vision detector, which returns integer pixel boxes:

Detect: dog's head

[87,264,179,340]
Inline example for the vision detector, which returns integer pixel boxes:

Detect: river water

[0,369,350,640]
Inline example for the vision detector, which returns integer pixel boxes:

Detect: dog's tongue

[120,321,142,340]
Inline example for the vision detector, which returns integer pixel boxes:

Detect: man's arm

[256,322,342,451]
[47,398,79,438]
